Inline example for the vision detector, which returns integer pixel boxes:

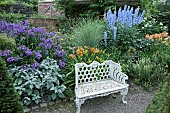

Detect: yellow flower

[69,54,75,59]
[96,56,99,60]
[87,59,92,64]
[84,50,88,55]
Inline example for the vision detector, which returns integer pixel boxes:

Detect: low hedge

[0,57,24,113]
[145,75,170,113]
[0,12,27,23]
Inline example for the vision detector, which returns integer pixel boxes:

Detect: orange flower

[161,31,168,37]
[157,34,162,41]
[76,47,84,56]
[145,34,152,39]
[90,47,95,53]
[94,49,99,53]
[69,54,75,59]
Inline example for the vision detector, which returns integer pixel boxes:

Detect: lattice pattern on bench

[75,60,129,113]
[76,61,111,84]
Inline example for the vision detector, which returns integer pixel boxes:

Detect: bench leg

[120,88,128,104]
[76,98,85,113]
[76,98,81,113]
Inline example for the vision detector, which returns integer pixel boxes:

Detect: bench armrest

[113,72,128,84]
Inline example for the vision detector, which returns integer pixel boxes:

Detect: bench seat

[77,80,129,98]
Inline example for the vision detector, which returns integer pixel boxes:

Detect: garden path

[31,79,156,113]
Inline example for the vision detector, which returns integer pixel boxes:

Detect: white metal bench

[75,60,129,113]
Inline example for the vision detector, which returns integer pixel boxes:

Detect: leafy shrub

[69,19,106,48]
[140,16,168,35]
[0,33,16,51]
[0,12,27,23]
[154,11,170,33]
[0,1,36,16]
[138,0,159,15]
[145,74,170,113]
[0,57,24,113]
[130,57,167,89]
[9,57,66,105]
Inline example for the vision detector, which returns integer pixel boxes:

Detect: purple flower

[59,59,66,68]
[57,36,61,39]
[19,45,27,51]
[39,42,45,47]
[25,49,32,56]
[31,62,40,69]
[54,43,61,51]
[20,65,27,70]
[28,30,34,37]
[55,50,65,58]
[23,20,30,27]
[0,50,12,56]
[39,38,53,50]
[49,32,55,37]
[46,38,53,45]
[7,56,19,63]
[34,51,42,60]
[40,38,46,42]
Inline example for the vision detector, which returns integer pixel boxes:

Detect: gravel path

[31,80,156,113]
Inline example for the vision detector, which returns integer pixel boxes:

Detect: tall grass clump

[69,19,106,48]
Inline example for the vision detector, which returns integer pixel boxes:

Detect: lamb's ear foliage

[0,57,24,113]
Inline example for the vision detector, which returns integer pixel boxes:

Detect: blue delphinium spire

[104,5,145,44]
[104,31,107,47]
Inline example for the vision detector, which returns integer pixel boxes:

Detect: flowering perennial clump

[69,46,110,64]
[0,20,66,69]
[104,5,145,42]
[145,31,169,42]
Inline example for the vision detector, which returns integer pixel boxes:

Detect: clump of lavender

[104,5,145,43]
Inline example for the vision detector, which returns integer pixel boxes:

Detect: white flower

[142,27,144,29]
[160,22,163,25]
[149,25,152,27]
[164,26,167,29]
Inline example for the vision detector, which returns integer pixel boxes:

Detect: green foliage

[130,55,167,90]
[0,12,27,23]
[139,0,159,15]
[154,11,170,33]
[84,0,116,17]
[0,33,16,51]
[139,16,168,35]
[69,19,106,48]
[145,75,170,113]
[0,57,24,113]
[56,0,116,17]
[9,58,66,105]
[116,25,140,51]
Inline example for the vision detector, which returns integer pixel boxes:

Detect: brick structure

[38,0,64,17]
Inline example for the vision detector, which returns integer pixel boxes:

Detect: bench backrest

[75,60,123,88]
